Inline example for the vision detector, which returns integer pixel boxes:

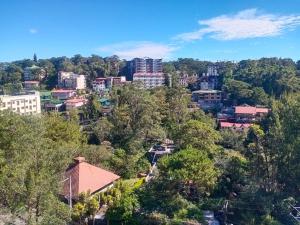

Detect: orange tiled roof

[63,157,120,198]
[235,106,269,114]
[220,122,252,128]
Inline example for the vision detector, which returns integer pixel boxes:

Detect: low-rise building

[23,81,40,90]
[192,89,222,110]
[234,105,269,122]
[92,76,126,92]
[178,72,198,87]
[92,78,106,92]
[133,73,165,88]
[220,121,252,131]
[65,98,87,111]
[62,157,120,199]
[44,99,64,112]
[51,89,76,100]
[0,91,41,115]
[106,76,126,89]
[58,71,86,90]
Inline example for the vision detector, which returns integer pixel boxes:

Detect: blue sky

[1,0,300,62]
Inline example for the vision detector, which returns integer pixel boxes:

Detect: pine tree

[33,53,37,62]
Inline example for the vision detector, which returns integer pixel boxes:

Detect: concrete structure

[148,139,175,165]
[24,65,46,81]
[133,73,165,88]
[105,76,126,89]
[0,91,41,115]
[65,98,87,111]
[92,78,106,92]
[178,72,198,87]
[130,58,162,74]
[44,99,64,112]
[23,81,39,90]
[62,157,120,199]
[192,90,222,110]
[199,66,219,90]
[58,71,86,90]
[51,89,76,100]
[92,76,126,92]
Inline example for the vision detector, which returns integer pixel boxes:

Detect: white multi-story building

[0,91,41,115]
[133,73,165,89]
[58,71,86,90]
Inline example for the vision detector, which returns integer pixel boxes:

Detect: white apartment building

[58,71,86,90]
[133,73,166,89]
[0,91,41,115]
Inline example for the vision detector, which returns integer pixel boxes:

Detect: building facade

[0,91,41,115]
[192,90,222,110]
[199,66,219,90]
[92,76,126,92]
[65,98,87,111]
[51,89,76,100]
[133,73,165,89]
[58,71,86,90]
[130,58,163,74]
[23,81,40,90]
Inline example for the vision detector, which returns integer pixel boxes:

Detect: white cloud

[98,41,177,59]
[29,28,38,34]
[175,9,300,41]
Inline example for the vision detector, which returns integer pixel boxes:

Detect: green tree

[0,112,73,224]
[158,147,219,198]
[106,192,140,225]
[33,53,38,63]
[178,119,221,154]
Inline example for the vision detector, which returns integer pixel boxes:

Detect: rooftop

[235,105,269,114]
[220,122,252,128]
[63,157,120,198]
[52,89,76,93]
[65,98,86,104]
[24,81,40,84]
[192,89,221,94]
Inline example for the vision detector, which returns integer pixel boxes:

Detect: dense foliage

[1,56,300,224]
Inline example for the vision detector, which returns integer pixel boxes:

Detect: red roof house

[234,106,269,115]
[220,122,252,130]
[234,105,269,122]
[62,157,120,199]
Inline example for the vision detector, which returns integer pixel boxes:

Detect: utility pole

[223,200,229,225]
[62,176,72,209]
[69,176,72,208]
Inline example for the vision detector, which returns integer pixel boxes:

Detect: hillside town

[1,1,300,225]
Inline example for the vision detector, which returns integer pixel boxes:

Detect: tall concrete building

[0,91,41,115]
[131,58,165,88]
[131,58,163,74]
